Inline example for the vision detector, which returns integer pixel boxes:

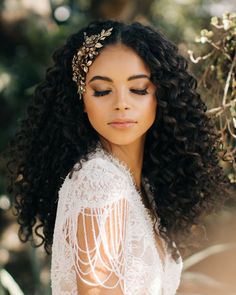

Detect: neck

[99,137,145,190]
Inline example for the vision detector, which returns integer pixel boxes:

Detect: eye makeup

[92,88,149,97]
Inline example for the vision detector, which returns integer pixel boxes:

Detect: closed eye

[92,88,149,97]
[130,88,148,95]
[93,90,111,97]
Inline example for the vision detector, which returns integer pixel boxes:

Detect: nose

[113,88,130,111]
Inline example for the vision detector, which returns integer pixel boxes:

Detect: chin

[100,134,144,147]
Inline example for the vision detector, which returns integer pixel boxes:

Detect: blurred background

[0,0,235,294]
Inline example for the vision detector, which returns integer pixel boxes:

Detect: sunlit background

[0,0,235,294]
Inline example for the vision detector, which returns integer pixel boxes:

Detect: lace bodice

[51,145,183,294]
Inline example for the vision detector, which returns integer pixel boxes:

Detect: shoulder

[63,156,132,207]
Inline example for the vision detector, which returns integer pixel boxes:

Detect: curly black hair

[5,19,233,260]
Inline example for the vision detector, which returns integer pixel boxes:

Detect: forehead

[86,44,150,80]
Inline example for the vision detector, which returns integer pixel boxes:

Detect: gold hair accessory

[72,27,113,99]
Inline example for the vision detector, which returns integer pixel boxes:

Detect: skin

[83,44,157,190]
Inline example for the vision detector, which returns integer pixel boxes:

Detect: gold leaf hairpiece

[72,27,113,99]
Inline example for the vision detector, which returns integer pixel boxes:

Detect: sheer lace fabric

[51,146,183,294]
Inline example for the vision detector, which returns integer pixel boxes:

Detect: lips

[108,119,137,124]
[107,119,137,129]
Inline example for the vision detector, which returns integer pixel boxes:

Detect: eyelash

[93,89,148,97]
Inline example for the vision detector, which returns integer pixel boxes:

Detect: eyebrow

[88,74,150,83]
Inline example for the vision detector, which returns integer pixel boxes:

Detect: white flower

[223,19,232,30]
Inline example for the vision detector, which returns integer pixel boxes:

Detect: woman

[6,19,232,294]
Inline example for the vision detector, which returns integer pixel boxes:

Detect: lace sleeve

[63,158,131,294]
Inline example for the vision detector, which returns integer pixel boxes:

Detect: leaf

[95,42,103,48]
[103,28,113,37]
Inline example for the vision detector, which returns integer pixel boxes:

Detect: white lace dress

[51,145,183,294]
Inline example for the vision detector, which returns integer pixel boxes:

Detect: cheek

[83,101,106,132]
[143,97,157,121]
[84,99,99,119]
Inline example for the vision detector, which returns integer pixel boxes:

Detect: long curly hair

[5,19,232,260]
